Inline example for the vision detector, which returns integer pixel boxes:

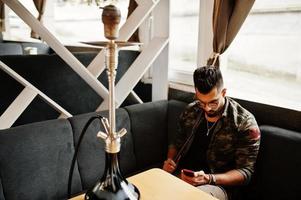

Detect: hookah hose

[173,113,202,168]
[67,115,105,198]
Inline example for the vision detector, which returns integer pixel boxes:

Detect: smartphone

[182,169,195,177]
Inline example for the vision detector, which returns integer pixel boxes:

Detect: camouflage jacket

[171,97,261,184]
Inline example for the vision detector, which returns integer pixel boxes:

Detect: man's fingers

[168,163,176,169]
[164,159,176,168]
[194,170,205,176]
[163,158,177,173]
[168,159,176,166]
[181,170,208,186]
[165,158,176,166]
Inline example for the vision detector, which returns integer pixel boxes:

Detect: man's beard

[205,104,224,118]
[205,110,221,118]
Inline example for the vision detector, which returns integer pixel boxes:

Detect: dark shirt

[178,119,212,173]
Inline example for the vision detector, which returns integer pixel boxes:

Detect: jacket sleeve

[235,115,261,184]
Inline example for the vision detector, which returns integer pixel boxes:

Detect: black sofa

[0,99,301,200]
[0,100,172,200]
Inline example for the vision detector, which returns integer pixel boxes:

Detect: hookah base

[85,180,140,200]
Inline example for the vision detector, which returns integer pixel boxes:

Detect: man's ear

[222,88,227,97]
[195,87,199,93]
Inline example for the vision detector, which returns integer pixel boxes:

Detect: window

[7,1,38,40]
[169,0,301,111]
[222,1,301,111]
[169,0,199,72]
[7,0,129,42]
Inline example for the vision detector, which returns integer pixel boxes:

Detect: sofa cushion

[0,119,82,200]
[125,100,168,171]
[252,125,301,200]
[68,108,137,190]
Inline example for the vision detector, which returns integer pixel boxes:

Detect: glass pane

[169,0,199,72]
[8,1,38,40]
[221,0,301,110]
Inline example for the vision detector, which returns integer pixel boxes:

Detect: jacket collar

[221,96,230,118]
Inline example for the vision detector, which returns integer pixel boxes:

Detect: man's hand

[163,158,177,173]
[180,170,210,186]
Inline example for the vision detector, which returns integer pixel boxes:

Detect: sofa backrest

[248,125,301,200]
[234,99,301,133]
[124,100,169,171]
[0,119,82,200]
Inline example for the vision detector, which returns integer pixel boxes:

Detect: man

[163,66,260,200]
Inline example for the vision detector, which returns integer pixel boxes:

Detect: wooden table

[70,168,217,200]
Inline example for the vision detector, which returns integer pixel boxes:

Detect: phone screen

[182,169,195,177]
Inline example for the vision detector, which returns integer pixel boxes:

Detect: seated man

[163,66,260,200]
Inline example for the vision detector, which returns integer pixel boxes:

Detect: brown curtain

[0,1,5,32]
[127,0,139,42]
[31,0,47,39]
[207,0,255,67]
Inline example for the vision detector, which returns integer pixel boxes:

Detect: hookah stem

[108,40,117,139]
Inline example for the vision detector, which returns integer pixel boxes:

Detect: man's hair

[193,66,223,94]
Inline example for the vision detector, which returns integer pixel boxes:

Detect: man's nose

[203,104,212,112]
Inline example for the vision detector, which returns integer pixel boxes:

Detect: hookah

[68,4,140,200]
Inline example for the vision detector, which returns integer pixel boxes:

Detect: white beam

[130,91,144,104]
[87,51,106,78]
[96,96,109,111]
[119,0,158,41]
[2,0,109,100]
[152,45,169,100]
[197,0,213,66]
[0,86,37,130]
[152,0,169,101]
